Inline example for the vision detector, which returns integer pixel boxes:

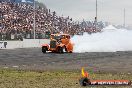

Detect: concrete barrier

[0,39,50,49]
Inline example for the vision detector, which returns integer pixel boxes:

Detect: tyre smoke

[72,25,132,53]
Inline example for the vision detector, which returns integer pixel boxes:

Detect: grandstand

[0,0,104,41]
[0,0,17,2]
[0,0,31,3]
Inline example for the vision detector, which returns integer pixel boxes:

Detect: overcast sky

[37,0,132,26]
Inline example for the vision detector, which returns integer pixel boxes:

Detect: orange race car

[42,34,73,53]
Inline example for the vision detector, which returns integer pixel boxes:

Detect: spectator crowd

[0,1,104,40]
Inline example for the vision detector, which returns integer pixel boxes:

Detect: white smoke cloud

[72,25,132,53]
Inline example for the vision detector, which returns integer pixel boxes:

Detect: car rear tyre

[69,51,72,53]
[58,47,64,53]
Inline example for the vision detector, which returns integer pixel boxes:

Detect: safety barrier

[0,39,50,49]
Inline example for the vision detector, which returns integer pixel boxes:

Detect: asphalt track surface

[0,48,132,72]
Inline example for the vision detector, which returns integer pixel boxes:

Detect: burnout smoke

[72,25,132,53]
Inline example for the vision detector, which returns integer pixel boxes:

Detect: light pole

[33,0,36,39]
[95,0,98,30]
[96,0,97,22]
[123,8,126,28]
